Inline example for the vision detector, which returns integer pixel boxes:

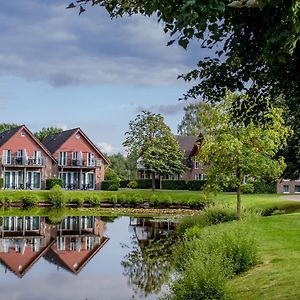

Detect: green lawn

[229,213,300,299]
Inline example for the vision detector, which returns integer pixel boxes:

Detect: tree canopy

[177,101,212,136]
[123,111,185,190]
[0,123,20,133]
[34,127,63,141]
[195,92,292,219]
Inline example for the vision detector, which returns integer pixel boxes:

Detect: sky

[0,0,207,155]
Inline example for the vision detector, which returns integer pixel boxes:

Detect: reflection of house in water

[44,216,109,274]
[0,216,55,277]
[129,218,176,244]
[0,216,109,277]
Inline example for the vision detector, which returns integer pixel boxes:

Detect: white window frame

[59,151,67,166]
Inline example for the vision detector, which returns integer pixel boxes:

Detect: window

[87,153,95,166]
[295,186,300,193]
[283,185,290,193]
[195,160,199,169]
[33,172,41,189]
[2,150,12,164]
[59,152,67,166]
[88,173,94,189]
[34,150,42,165]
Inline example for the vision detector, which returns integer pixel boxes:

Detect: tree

[34,127,63,141]
[195,92,291,219]
[177,101,212,136]
[0,123,19,133]
[68,0,300,176]
[108,152,136,180]
[123,111,185,191]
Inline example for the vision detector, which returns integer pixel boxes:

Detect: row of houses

[0,125,109,190]
[0,215,108,277]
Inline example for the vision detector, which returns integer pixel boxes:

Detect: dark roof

[175,135,198,160]
[0,125,23,147]
[42,128,78,153]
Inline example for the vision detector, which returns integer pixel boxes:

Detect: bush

[250,180,276,193]
[108,184,119,191]
[21,194,39,208]
[149,194,159,206]
[46,178,63,190]
[85,194,101,207]
[167,222,258,300]
[186,180,206,191]
[0,178,3,189]
[241,183,254,194]
[48,185,66,208]
[127,180,138,189]
[162,180,187,190]
[135,179,160,189]
[119,180,130,188]
[101,180,120,190]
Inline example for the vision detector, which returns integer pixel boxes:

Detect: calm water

[0,215,176,300]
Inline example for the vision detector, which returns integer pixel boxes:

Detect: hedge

[46,178,63,189]
[186,180,206,191]
[0,178,3,189]
[101,180,120,190]
[162,180,187,190]
[119,180,130,188]
[251,180,276,194]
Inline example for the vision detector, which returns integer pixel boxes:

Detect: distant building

[137,134,205,181]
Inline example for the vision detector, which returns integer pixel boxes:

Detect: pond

[0,214,178,300]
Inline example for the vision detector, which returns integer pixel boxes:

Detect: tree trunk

[159,175,162,189]
[151,172,155,191]
[236,183,241,220]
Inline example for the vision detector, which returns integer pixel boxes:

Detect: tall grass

[164,220,258,300]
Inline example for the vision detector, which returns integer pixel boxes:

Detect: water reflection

[0,214,177,300]
[0,216,108,277]
[123,218,177,298]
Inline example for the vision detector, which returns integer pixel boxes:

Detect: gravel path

[281,195,300,202]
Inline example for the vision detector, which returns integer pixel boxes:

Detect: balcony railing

[1,156,47,166]
[56,158,103,168]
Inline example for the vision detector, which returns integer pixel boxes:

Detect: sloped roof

[0,125,56,162]
[42,128,109,164]
[0,125,23,147]
[42,128,78,154]
[175,135,198,160]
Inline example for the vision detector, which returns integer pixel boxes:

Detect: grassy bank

[0,189,210,209]
[229,213,300,299]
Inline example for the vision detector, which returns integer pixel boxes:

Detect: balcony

[1,156,48,167]
[57,157,103,168]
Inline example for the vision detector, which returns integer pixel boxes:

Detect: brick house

[0,216,109,277]
[0,125,56,189]
[277,179,300,194]
[137,135,205,181]
[42,128,109,190]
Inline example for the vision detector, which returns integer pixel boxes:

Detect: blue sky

[0,0,206,154]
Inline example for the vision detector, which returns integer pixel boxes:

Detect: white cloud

[55,123,68,131]
[0,1,195,87]
[98,142,117,154]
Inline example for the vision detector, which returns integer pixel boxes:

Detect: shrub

[250,180,276,193]
[162,180,187,190]
[167,222,258,300]
[119,180,130,188]
[160,195,173,207]
[48,185,66,208]
[127,180,138,189]
[241,183,254,194]
[21,194,39,208]
[46,178,63,189]
[149,194,159,206]
[186,180,206,191]
[108,194,118,205]
[108,184,119,191]
[85,194,101,207]
[135,179,160,189]
[101,180,120,190]
[0,178,3,189]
